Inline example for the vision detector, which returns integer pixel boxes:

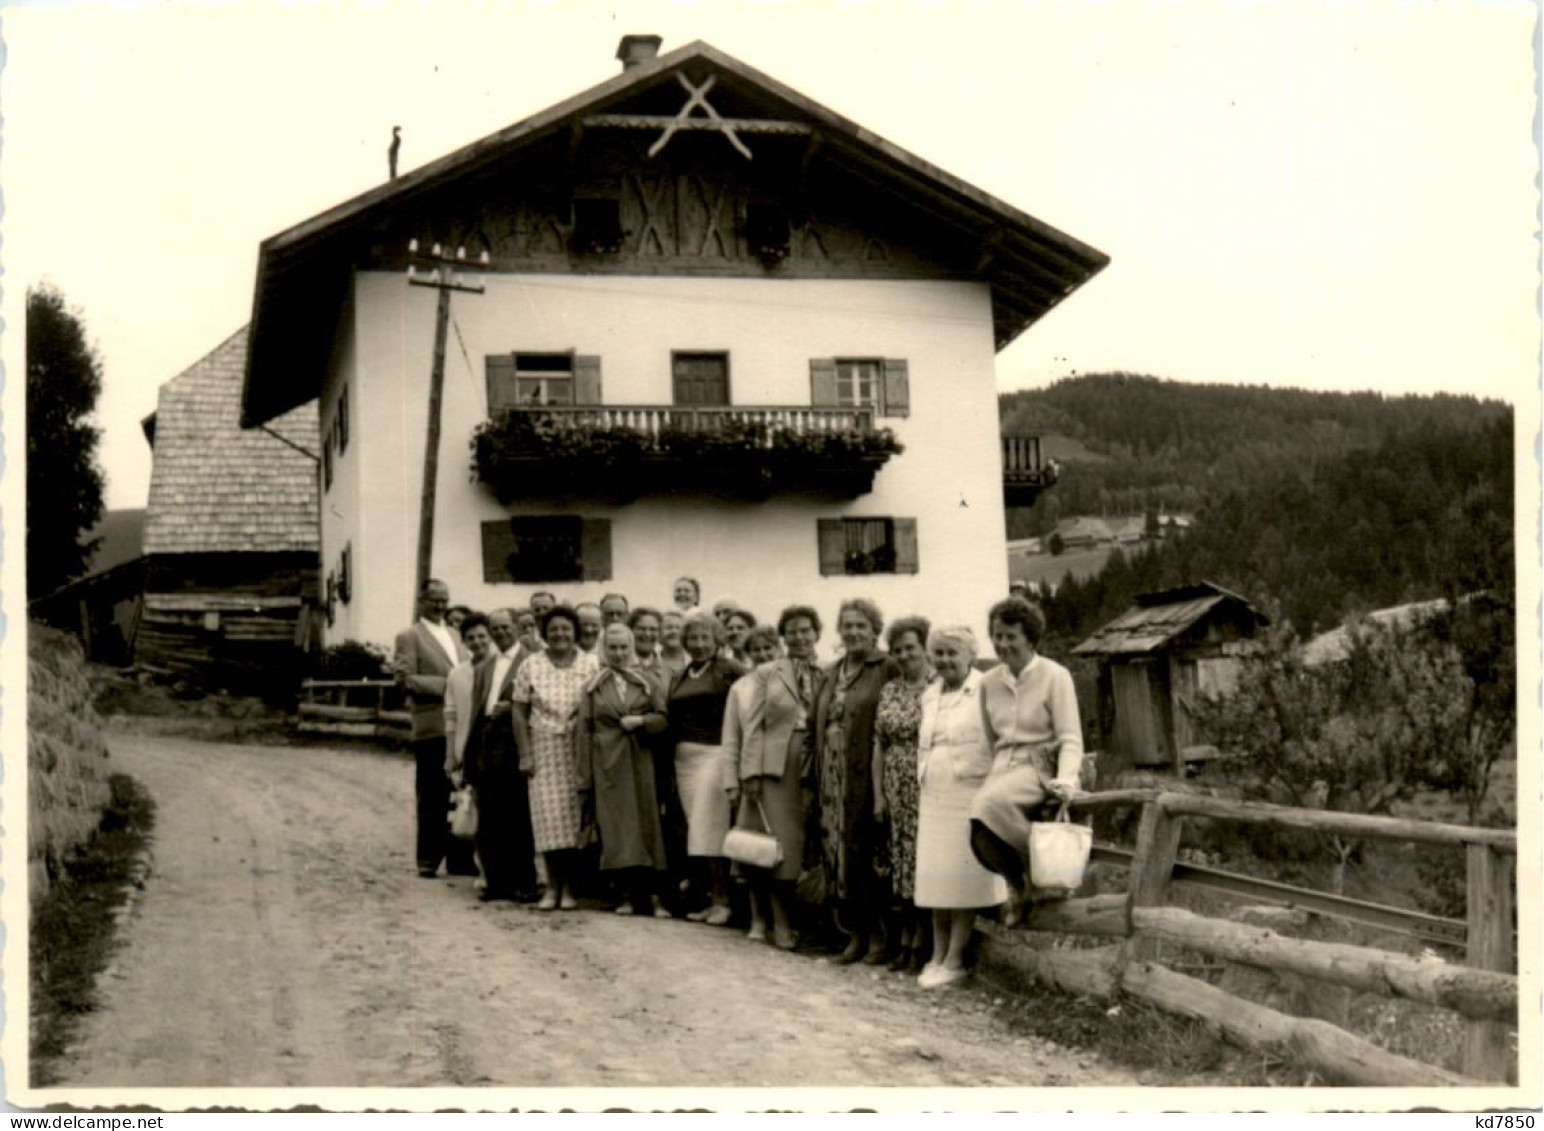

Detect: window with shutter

[816,516,918,575]
[487,353,585,409]
[481,515,608,583]
[339,543,353,603]
[322,439,334,492]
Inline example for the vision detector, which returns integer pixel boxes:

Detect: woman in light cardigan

[913,625,1006,988]
[968,598,1084,927]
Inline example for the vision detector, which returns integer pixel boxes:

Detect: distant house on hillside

[1073,581,1267,775]
[28,508,148,664]
[1109,515,1146,545]
[139,327,321,690]
[1054,516,1115,550]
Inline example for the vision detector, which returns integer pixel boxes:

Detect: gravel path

[48,730,1140,1092]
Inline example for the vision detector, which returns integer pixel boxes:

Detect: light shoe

[747,921,768,943]
[652,898,673,919]
[918,964,968,989]
[537,890,559,912]
[614,901,635,916]
[559,891,578,911]
[704,904,732,927]
[685,909,710,923]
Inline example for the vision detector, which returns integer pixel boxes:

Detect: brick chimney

[616,35,663,71]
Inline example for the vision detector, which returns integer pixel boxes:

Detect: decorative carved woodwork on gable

[359,143,962,280]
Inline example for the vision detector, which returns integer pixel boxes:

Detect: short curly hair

[777,605,822,637]
[987,597,1046,646]
[628,606,663,630]
[744,625,781,655]
[886,615,931,652]
[838,597,884,637]
[540,604,582,640]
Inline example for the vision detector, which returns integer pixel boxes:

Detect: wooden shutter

[337,385,350,452]
[882,359,910,418]
[481,520,518,583]
[339,543,353,603]
[580,518,612,580]
[817,519,846,576]
[809,358,838,407]
[486,355,518,413]
[574,356,603,405]
[893,518,919,574]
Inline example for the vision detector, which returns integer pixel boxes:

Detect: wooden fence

[990,789,1516,1087]
[298,679,410,740]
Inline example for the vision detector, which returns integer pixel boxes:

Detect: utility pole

[406,240,487,601]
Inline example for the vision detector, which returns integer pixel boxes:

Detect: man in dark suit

[465,608,539,901]
[394,578,475,878]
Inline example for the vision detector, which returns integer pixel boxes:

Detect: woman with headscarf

[870,615,934,972]
[968,598,1084,927]
[811,598,901,964]
[913,625,1007,988]
[667,611,743,925]
[512,605,601,911]
[576,623,672,917]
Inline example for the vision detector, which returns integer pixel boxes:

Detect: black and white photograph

[1,0,1537,1114]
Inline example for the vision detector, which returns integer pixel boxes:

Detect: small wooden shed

[1073,581,1267,773]
[138,327,321,691]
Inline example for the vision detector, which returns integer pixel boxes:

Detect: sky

[2,0,1538,511]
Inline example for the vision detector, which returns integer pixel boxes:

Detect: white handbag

[449,786,479,840]
[722,796,783,870]
[1028,802,1091,890]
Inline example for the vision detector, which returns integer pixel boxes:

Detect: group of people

[393,575,1084,989]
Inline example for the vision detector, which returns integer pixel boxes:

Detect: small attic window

[572,197,624,255]
[745,202,791,266]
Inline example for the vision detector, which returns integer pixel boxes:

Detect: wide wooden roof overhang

[241,40,1109,428]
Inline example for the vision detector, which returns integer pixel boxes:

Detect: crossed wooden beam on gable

[582,72,811,161]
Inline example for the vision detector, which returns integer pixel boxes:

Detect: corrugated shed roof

[144,327,319,556]
[1300,598,1449,667]
[1072,581,1265,656]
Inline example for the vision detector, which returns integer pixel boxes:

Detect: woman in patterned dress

[512,604,600,912]
[811,598,900,964]
[870,615,934,972]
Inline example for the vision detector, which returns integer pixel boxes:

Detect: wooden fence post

[1462,843,1514,1082]
[1123,797,1183,963]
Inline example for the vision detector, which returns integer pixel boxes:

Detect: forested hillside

[1002,373,1509,536]
[1004,376,1516,643]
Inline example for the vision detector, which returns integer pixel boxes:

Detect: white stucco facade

[319,272,1010,658]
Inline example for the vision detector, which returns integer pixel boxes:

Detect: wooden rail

[298,679,410,739]
[993,789,1517,1087]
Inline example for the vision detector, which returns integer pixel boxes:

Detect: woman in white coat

[912,625,1007,988]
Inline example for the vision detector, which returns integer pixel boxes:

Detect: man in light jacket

[394,578,475,878]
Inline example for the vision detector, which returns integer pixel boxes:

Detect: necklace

[687,658,713,679]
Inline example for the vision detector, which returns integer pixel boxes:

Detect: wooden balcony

[1002,434,1059,507]
[473,405,902,503]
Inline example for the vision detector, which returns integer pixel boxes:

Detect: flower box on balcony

[472,406,903,503]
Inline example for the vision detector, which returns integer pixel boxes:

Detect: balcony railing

[517,404,876,438]
[1002,434,1059,507]
[473,404,901,503]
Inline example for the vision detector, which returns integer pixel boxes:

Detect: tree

[27,284,105,599]
[1193,616,1487,892]
[1048,532,1065,556]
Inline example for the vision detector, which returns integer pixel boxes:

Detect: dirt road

[49,730,1140,1091]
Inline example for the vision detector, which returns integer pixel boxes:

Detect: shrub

[28,624,113,896]
[314,640,392,680]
